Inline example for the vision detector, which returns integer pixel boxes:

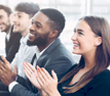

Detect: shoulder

[95,69,110,81]
[87,69,110,88]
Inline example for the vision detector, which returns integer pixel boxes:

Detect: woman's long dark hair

[59,16,110,93]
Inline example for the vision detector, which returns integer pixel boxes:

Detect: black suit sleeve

[5,33,21,63]
[11,55,74,96]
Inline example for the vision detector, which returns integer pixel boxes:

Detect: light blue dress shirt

[11,34,36,78]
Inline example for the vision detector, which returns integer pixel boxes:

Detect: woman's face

[71,20,102,56]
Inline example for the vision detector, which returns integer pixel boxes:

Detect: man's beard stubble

[27,37,48,47]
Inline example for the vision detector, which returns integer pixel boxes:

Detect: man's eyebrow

[31,19,42,26]
[14,12,23,15]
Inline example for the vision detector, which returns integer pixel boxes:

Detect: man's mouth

[0,24,4,29]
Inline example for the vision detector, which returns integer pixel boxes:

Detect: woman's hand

[23,62,41,89]
[37,66,61,96]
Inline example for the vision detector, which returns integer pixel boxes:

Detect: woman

[23,16,110,96]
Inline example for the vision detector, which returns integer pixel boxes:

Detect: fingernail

[36,76,38,78]
[37,68,40,73]
[41,68,43,71]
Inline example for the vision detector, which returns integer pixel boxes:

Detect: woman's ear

[95,36,102,46]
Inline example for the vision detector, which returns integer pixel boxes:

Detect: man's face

[0,9,11,33]
[13,11,31,34]
[27,12,52,47]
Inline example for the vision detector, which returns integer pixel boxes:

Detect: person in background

[0,5,22,63]
[0,8,75,96]
[0,2,40,95]
[10,2,40,78]
[26,16,110,96]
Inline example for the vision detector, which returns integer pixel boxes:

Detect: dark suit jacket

[0,26,22,63]
[11,38,75,96]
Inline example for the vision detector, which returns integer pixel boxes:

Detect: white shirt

[11,34,36,78]
[6,30,11,41]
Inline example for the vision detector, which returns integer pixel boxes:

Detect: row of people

[0,2,75,96]
[0,2,110,96]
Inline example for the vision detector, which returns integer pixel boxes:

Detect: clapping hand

[36,66,61,96]
[0,55,17,86]
[23,62,41,89]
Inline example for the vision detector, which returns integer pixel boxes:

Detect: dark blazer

[11,38,76,96]
[0,26,22,63]
[58,65,110,96]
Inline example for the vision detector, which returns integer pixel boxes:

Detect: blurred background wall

[0,0,110,62]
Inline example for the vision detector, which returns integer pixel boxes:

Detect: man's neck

[6,25,12,34]
[38,39,55,52]
[21,31,29,37]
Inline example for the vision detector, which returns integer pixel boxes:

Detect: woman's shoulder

[96,69,110,80]
[88,69,110,87]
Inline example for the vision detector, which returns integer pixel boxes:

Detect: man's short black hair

[40,8,65,35]
[15,2,40,18]
[0,5,12,16]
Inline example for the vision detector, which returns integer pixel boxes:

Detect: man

[0,8,75,96]
[0,2,39,93]
[10,2,40,78]
[0,5,22,63]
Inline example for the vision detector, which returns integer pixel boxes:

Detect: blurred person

[0,5,22,63]
[11,2,40,78]
[0,8,75,96]
[0,2,40,95]
[25,16,110,96]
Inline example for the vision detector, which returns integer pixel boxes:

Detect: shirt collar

[6,30,11,41]
[20,33,29,44]
[35,40,55,58]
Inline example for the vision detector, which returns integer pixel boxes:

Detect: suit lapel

[36,38,61,67]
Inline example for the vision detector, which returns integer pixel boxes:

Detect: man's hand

[0,56,17,86]
[1,55,12,70]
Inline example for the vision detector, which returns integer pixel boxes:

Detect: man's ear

[95,36,102,46]
[49,30,59,39]
[9,13,14,24]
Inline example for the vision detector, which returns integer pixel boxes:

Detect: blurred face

[0,9,11,33]
[27,12,51,47]
[71,20,101,56]
[13,11,31,34]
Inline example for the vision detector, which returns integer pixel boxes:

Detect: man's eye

[36,24,40,28]
[78,32,83,35]
[18,15,21,18]
[0,16,3,19]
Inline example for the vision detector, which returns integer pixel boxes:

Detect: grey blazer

[11,38,76,96]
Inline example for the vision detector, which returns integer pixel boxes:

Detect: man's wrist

[8,81,18,92]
